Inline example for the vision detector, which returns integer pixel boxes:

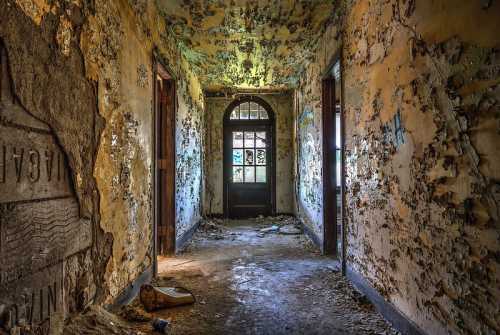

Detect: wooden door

[155,64,176,255]
[223,98,275,218]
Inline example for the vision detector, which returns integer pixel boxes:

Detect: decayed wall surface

[0,1,103,331]
[83,0,204,301]
[0,0,204,330]
[296,1,500,334]
[204,93,294,215]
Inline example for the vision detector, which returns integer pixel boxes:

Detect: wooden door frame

[152,52,176,276]
[222,95,276,218]
[322,50,346,270]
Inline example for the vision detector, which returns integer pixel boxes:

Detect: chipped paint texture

[1,0,204,310]
[81,0,204,302]
[204,93,294,215]
[1,0,107,316]
[156,0,335,91]
[175,78,204,240]
[296,102,324,240]
[296,1,500,334]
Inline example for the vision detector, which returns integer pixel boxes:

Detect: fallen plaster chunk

[279,224,302,235]
[259,225,280,233]
[140,285,195,312]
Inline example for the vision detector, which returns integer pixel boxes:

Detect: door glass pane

[233,149,243,165]
[240,103,249,119]
[244,132,254,147]
[255,132,266,147]
[244,149,254,165]
[249,102,259,112]
[233,132,243,148]
[256,149,266,165]
[250,109,259,119]
[230,106,240,119]
[259,109,269,119]
[233,166,243,182]
[244,166,255,182]
[256,166,266,182]
[249,102,259,119]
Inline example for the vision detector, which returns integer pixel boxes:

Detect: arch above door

[223,96,276,218]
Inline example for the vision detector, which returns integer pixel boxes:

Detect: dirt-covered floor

[64,216,399,334]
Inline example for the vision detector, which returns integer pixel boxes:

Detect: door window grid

[232,131,266,183]
[230,102,269,120]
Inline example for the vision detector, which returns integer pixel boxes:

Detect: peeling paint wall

[296,0,500,334]
[156,0,335,91]
[81,0,205,303]
[204,93,294,215]
[0,0,204,325]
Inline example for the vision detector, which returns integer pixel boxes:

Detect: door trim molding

[322,50,347,272]
[152,53,176,277]
[322,76,337,256]
[222,95,276,218]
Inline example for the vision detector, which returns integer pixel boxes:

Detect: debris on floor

[278,224,302,235]
[198,218,227,240]
[120,303,153,322]
[140,285,195,312]
[142,218,400,334]
[63,305,142,335]
[58,217,400,334]
[151,318,170,334]
[255,216,303,237]
[258,225,279,234]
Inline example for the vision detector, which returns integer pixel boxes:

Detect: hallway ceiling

[157,0,335,91]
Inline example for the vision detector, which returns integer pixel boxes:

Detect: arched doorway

[223,96,276,218]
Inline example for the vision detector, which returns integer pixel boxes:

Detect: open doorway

[322,54,345,268]
[153,56,176,265]
[223,96,276,218]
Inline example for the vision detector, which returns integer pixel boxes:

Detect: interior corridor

[1,1,499,335]
[150,217,398,334]
[65,217,399,334]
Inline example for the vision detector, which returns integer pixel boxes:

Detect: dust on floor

[63,216,400,334]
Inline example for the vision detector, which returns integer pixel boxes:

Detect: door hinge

[158,159,167,170]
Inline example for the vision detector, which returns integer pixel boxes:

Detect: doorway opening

[223,96,276,218]
[153,56,176,263]
[322,54,345,267]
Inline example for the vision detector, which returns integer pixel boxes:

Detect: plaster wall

[204,93,294,215]
[1,0,204,316]
[81,0,205,303]
[296,1,500,334]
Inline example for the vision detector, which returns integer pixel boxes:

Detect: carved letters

[0,126,72,203]
[0,43,91,333]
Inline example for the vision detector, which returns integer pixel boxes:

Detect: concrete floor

[137,217,399,335]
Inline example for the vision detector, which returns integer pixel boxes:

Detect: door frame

[322,50,346,272]
[152,52,176,276]
[222,95,276,218]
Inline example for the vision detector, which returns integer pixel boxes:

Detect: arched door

[223,97,275,218]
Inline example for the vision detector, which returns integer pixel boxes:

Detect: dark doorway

[154,58,176,257]
[223,97,276,218]
[322,55,345,266]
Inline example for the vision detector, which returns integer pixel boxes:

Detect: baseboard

[108,266,152,309]
[176,219,202,253]
[205,213,296,219]
[346,267,426,335]
[299,219,322,250]
[275,212,295,216]
[205,213,224,219]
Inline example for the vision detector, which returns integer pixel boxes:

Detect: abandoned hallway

[1,0,499,334]
[133,217,399,335]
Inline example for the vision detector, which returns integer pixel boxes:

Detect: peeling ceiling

[157,0,336,91]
